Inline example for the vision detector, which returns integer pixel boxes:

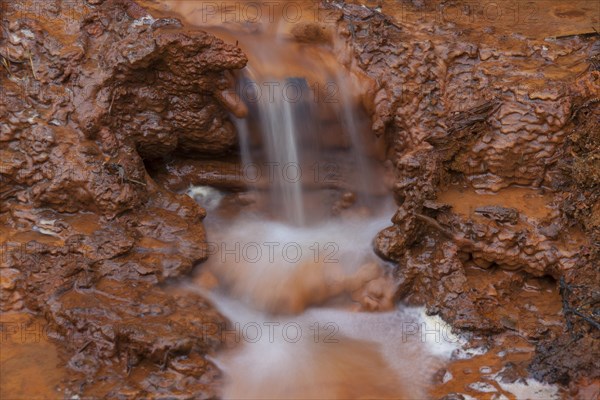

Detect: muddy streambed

[1,0,599,399]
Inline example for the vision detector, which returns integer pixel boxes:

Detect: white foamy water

[199,204,396,313]
[185,206,465,399]
[190,286,462,399]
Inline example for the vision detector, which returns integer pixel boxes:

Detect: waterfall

[234,68,375,224]
[163,3,464,398]
[233,117,252,170]
[258,77,306,225]
[336,72,376,204]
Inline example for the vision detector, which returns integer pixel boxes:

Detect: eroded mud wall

[1,0,247,396]
[326,0,599,387]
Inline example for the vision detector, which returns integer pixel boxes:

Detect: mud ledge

[325,1,599,391]
[1,0,246,397]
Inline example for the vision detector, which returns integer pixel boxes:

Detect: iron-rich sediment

[327,1,599,389]
[1,0,245,396]
[1,0,598,398]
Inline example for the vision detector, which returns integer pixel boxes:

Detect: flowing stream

[165,2,462,398]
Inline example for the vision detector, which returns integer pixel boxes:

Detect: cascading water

[234,69,373,224]
[163,2,462,398]
[240,70,309,225]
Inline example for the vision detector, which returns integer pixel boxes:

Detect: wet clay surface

[0,313,65,399]
[326,0,599,393]
[1,0,599,399]
[1,0,244,397]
